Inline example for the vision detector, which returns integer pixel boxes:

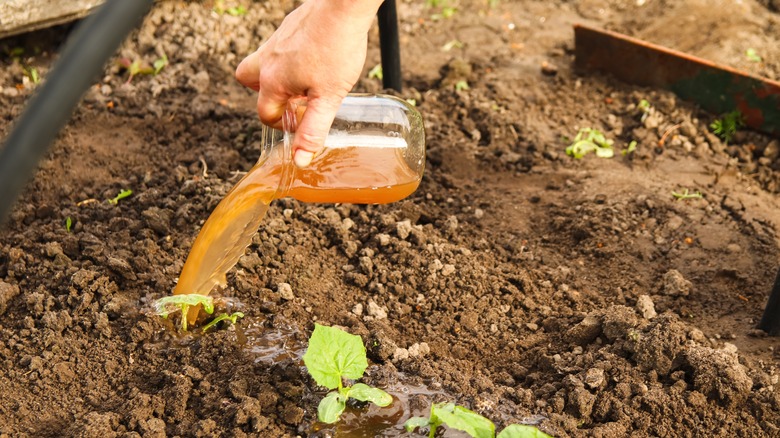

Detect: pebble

[440,264,456,276]
[366,299,387,320]
[351,303,363,316]
[584,368,605,389]
[396,220,413,240]
[474,208,484,219]
[636,294,657,319]
[662,269,692,296]
[277,283,294,301]
[408,342,430,357]
[376,233,391,246]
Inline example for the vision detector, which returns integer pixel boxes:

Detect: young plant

[565,128,614,159]
[455,80,470,92]
[745,48,762,63]
[154,294,214,331]
[302,324,393,424]
[671,188,703,200]
[201,311,244,333]
[65,217,73,233]
[107,189,133,205]
[710,110,744,144]
[405,403,554,438]
[368,64,383,81]
[405,402,495,438]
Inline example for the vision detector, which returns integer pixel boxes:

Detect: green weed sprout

[671,189,703,200]
[368,64,383,81]
[622,140,637,156]
[405,403,553,438]
[65,217,73,233]
[154,294,214,331]
[710,110,744,144]
[455,80,470,92]
[745,48,762,63]
[153,54,168,75]
[302,324,393,424]
[405,403,495,438]
[565,128,614,159]
[201,311,244,333]
[107,189,133,205]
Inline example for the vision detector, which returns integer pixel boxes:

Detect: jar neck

[259,124,294,199]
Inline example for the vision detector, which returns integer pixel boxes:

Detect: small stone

[441,264,456,276]
[526,322,539,331]
[584,368,605,389]
[540,61,558,76]
[396,220,413,240]
[366,299,387,320]
[408,342,430,357]
[722,342,738,354]
[726,243,742,253]
[662,269,692,296]
[636,295,657,319]
[352,303,363,316]
[474,208,484,219]
[392,347,410,362]
[277,283,294,301]
[376,233,391,246]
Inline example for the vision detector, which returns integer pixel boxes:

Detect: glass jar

[260,93,425,204]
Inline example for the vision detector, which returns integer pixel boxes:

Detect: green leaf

[746,48,762,63]
[595,146,614,158]
[318,391,346,424]
[368,64,383,81]
[154,294,215,317]
[201,311,244,333]
[431,403,495,438]
[498,424,554,438]
[455,80,470,92]
[347,383,393,407]
[403,416,431,432]
[65,217,73,233]
[107,189,133,205]
[303,324,368,390]
[153,55,168,75]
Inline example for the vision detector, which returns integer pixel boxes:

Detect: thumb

[291,96,342,168]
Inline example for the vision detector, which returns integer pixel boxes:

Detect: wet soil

[1,0,780,437]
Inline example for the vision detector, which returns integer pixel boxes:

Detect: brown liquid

[174,145,421,322]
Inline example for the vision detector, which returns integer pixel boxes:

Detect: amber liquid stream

[173,145,420,322]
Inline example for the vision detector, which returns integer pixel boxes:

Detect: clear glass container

[260,93,425,204]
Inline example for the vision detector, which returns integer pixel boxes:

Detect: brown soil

[1,1,780,437]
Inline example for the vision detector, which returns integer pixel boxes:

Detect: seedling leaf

[746,48,762,63]
[498,424,554,438]
[347,383,393,406]
[710,110,744,144]
[154,294,215,317]
[153,55,168,75]
[671,189,703,200]
[65,217,73,233]
[404,416,431,432]
[566,128,614,159]
[201,311,244,333]
[431,403,495,438]
[108,189,133,205]
[318,391,347,424]
[368,64,383,81]
[455,80,470,92]
[303,324,368,390]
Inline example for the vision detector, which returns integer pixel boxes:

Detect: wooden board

[0,0,105,39]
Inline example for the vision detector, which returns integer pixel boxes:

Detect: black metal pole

[0,0,154,225]
[758,267,780,336]
[377,0,402,92]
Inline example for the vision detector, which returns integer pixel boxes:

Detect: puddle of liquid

[241,317,307,364]
[173,144,421,324]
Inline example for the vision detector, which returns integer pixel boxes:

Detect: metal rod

[758,267,780,336]
[377,0,402,92]
[0,0,154,225]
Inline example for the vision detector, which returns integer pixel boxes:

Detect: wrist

[313,0,385,32]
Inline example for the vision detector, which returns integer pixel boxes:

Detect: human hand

[235,0,384,168]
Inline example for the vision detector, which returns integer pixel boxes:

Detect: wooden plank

[0,0,105,39]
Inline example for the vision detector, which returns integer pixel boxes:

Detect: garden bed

[1,0,779,436]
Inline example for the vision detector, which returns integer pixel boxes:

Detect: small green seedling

[65,217,73,233]
[405,403,553,438]
[671,189,703,200]
[441,39,464,52]
[368,64,383,81]
[637,99,652,122]
[565,128,614,159]
[710,110,744,144]
[213,0,247,16]
[405,403,495,438]
[406,98,417,107]
[154,294,214,331]
[107,189,133,205]
[153,54,168,75]
[745,48,762,63]
[201,311,244,333]
[302,324,393,424]
[622,140,637,156]
[455,80,470,92]
[25,67,40,84]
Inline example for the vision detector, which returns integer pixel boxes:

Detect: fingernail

[294,150,314,168]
